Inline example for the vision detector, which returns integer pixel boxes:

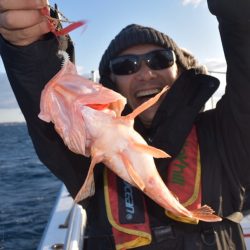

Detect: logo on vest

[123,181,135,220]
[118,177,145,224]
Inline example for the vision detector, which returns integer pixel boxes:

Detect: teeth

[136,89,161,98]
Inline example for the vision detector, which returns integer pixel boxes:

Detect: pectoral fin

[133,142,171,158]
[74,156,101,203]
[119,152,145,191]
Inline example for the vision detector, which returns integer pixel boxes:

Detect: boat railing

[38,184,87,250]
[63,203,86,250]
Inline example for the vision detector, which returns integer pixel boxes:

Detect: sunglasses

[109,49,175,76]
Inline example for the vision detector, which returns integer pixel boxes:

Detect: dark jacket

[0,0,249,249]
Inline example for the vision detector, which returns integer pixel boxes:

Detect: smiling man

[99,25,207,129]
[110,45,179,127]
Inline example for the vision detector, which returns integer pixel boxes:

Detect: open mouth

[135,88,162,100]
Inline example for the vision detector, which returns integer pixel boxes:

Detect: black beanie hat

[99,24,206,89]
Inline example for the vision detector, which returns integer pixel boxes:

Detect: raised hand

[0,0,50,46]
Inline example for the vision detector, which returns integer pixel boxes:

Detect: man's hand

[0,0,51,46]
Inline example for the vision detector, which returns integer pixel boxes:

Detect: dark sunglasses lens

[148,50,174,70]
[110,56,139,75]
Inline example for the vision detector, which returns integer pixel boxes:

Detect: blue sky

[0,0,226,123]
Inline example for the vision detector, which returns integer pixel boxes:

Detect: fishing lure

[40,4,86,36]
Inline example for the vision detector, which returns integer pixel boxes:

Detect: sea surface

[0,123,61,250]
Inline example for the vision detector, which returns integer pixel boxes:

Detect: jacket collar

[134,69,220,157]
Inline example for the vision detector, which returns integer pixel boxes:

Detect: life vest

[104,126,201,250]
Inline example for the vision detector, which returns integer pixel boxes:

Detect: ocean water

[0,123,61,250]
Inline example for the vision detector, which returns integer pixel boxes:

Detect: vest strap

[104,168,152,250]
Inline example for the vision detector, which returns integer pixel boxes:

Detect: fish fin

[191,205,222,222]
[165,211,199,224]
[74,156,100,203]
[119,152,145,191]
[166,205,222,224]
[125,86,169,120]
[133,142,171,158]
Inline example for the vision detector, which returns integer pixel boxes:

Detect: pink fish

[39,51,221,223]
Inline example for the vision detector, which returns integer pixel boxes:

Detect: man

[0,0,249,249]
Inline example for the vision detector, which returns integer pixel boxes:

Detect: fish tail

[191,205,222,222]
[166,205,222,224]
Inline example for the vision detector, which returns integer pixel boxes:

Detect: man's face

[110,44,181,127]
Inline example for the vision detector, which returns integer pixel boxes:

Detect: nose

[134,62,157,81]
